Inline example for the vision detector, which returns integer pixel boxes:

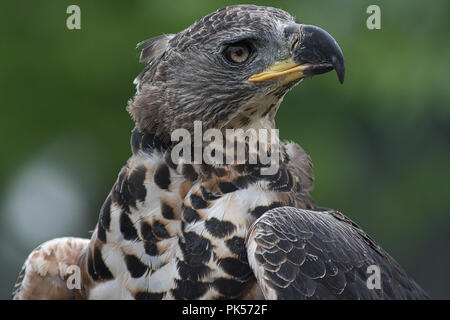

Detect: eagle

[13,5,429,300]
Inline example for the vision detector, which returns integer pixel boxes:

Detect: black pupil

[234,47,243,57]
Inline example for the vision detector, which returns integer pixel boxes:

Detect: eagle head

[128,5,345,142]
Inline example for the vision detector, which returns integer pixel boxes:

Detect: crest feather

[137,34,174,63]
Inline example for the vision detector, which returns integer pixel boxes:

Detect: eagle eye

[224,42,252,64]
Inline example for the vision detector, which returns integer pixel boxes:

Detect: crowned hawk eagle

[12,5,429,300]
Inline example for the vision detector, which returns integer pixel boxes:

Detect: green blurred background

[0,0,449,299]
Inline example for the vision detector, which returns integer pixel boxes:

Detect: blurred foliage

[0,0,449,299]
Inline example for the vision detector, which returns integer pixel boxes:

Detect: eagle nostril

[290,37,299,54]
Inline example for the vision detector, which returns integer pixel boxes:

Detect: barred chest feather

[81,129,315,299]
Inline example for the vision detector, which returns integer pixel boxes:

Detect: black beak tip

[295,24,346,85]
[332,55,345,84]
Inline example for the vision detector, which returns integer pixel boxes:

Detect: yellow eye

[225,43,251,64]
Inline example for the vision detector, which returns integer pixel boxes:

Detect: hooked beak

[248,24,345,84]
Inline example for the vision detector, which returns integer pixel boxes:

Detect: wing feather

[246,207,429,300]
